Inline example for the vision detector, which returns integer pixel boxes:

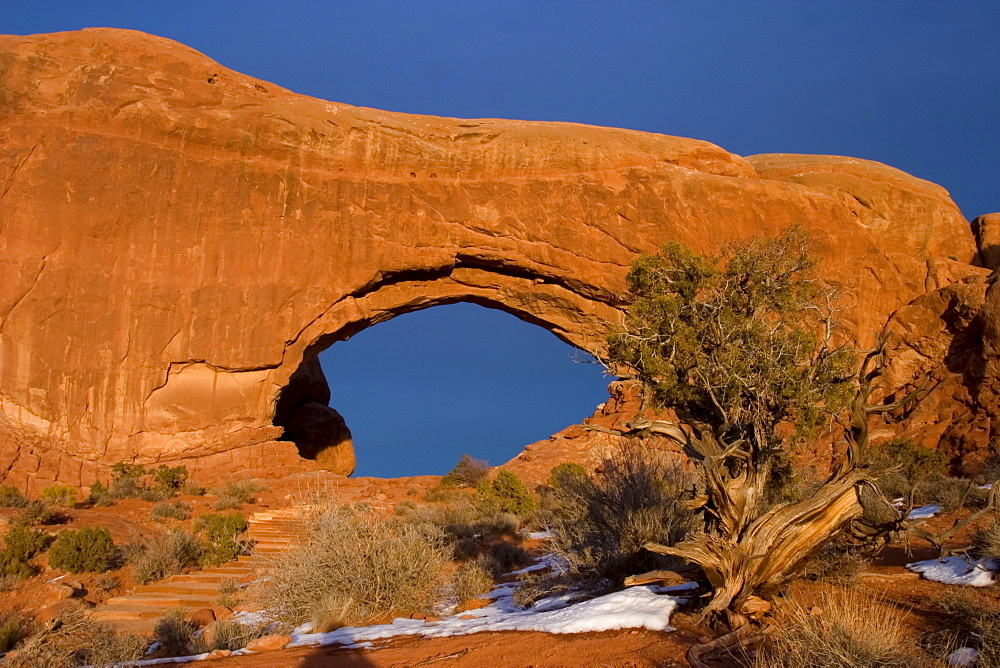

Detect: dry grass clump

[255,503,451,630]
[520,444,695,605]
[939,589,1000,666]
[212,479,266,510]
[130,528,202,584]
[152,608,204,656]
[0,608,32,654]
[750,590,916,667]
[451,555,496,604]
[7,608,145,667]
[974,517,1000,559]
[152,500,192,521]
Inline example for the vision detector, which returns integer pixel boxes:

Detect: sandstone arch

[0,29,978,490]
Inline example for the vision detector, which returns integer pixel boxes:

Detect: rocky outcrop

[0,29,981,490]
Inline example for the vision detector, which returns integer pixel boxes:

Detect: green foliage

[13,500,55,527]
[48,527,115,573]
[608,227,855,465]
[194,512,249,566]
[152,465,189,493]
[110,462,147,499]
[87,480,114,506]
[477,470,535,515]
[876,436,947,480]
[0,485,28,508]
[0,524,50,579]
[39,484,77,508]
[441,454,490,487]
[548,462,588,490]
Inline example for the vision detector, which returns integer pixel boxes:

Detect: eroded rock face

[0,28,980,489]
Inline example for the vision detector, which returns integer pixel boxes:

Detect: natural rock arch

[0,29,978,490]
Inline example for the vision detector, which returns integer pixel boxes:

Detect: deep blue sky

[6,2,999,476]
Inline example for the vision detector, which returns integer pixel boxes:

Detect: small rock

[245,634,292,653]
[424,615,442,622]
[188,608,216,628]
[458,614,478,620]
[211,605,233,620]
[206,649,232,660]
[809,606,823,617]
[410,612,427,620]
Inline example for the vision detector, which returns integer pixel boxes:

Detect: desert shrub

[131,529,202,584]
[548,462,589,489]
[39,484,77,508]
[7,608,145,667]
[873,437,947,501]
[256,503,451,629]
[0,608,31,654]
[487,541,532,575]
[0,485,28,508]
[14,500,55,527]
[95,572,120,593]
[523,444,695,603]
[0,524,50,579]
[153,464,189,494]
[802,541,870,584]
[974,517,1000,559]
[195,512,249,566]
[922,473,988,512]
[938,589,1000,667]
[212,479,265,510]
[217,577,242,608]
[751,590,916,667]
[441,454,490,487]
[452,555,496,603]
[208,619,270,651]
[86,479,114,506]
[152,609,204,657]
[48,527,115,573]
[477,470,535,515]
[181,480,207,496]
[109,461,147,499]
[152,500,192,521]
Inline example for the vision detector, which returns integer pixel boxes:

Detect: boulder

[244,634,292,653]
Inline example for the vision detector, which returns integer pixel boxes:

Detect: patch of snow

[946,646,979,667]
[528,530,553,540]
[978,482,994,490]
[907,504,941,519]
[134,653,211,665]
[907,556,999,586]
[286,585,680,650]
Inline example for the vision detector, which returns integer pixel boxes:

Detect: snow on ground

[907,556,999,586]
[946,646,980,667]
[129,555,687,665]
[285,583,682,650]
[906,504,941,519]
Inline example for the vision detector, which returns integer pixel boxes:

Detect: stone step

[140,582,224,595]
[106,593,219,608]
[164,572,252,585]
[91,604,169,621]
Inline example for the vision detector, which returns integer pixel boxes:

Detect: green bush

[152,465,189,494]
[48,527,115,573]
[0,485,28,508]
[0,524,50,579]
[14,500,56,527]
[477,470,535,515]
[87,480,114,506]
[548,462,588,489]
[39,484,77,508]
[195,512,249,566]
[441,454,490,487]
[152,500,192,522]
[0,608,31,654]
[110,462,147,499]
[874,437,947,495]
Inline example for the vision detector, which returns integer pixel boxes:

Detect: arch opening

[273,301,610,478]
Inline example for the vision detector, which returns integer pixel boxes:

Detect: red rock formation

[0,29,980,490]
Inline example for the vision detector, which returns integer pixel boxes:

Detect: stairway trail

[90,507,308,633]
